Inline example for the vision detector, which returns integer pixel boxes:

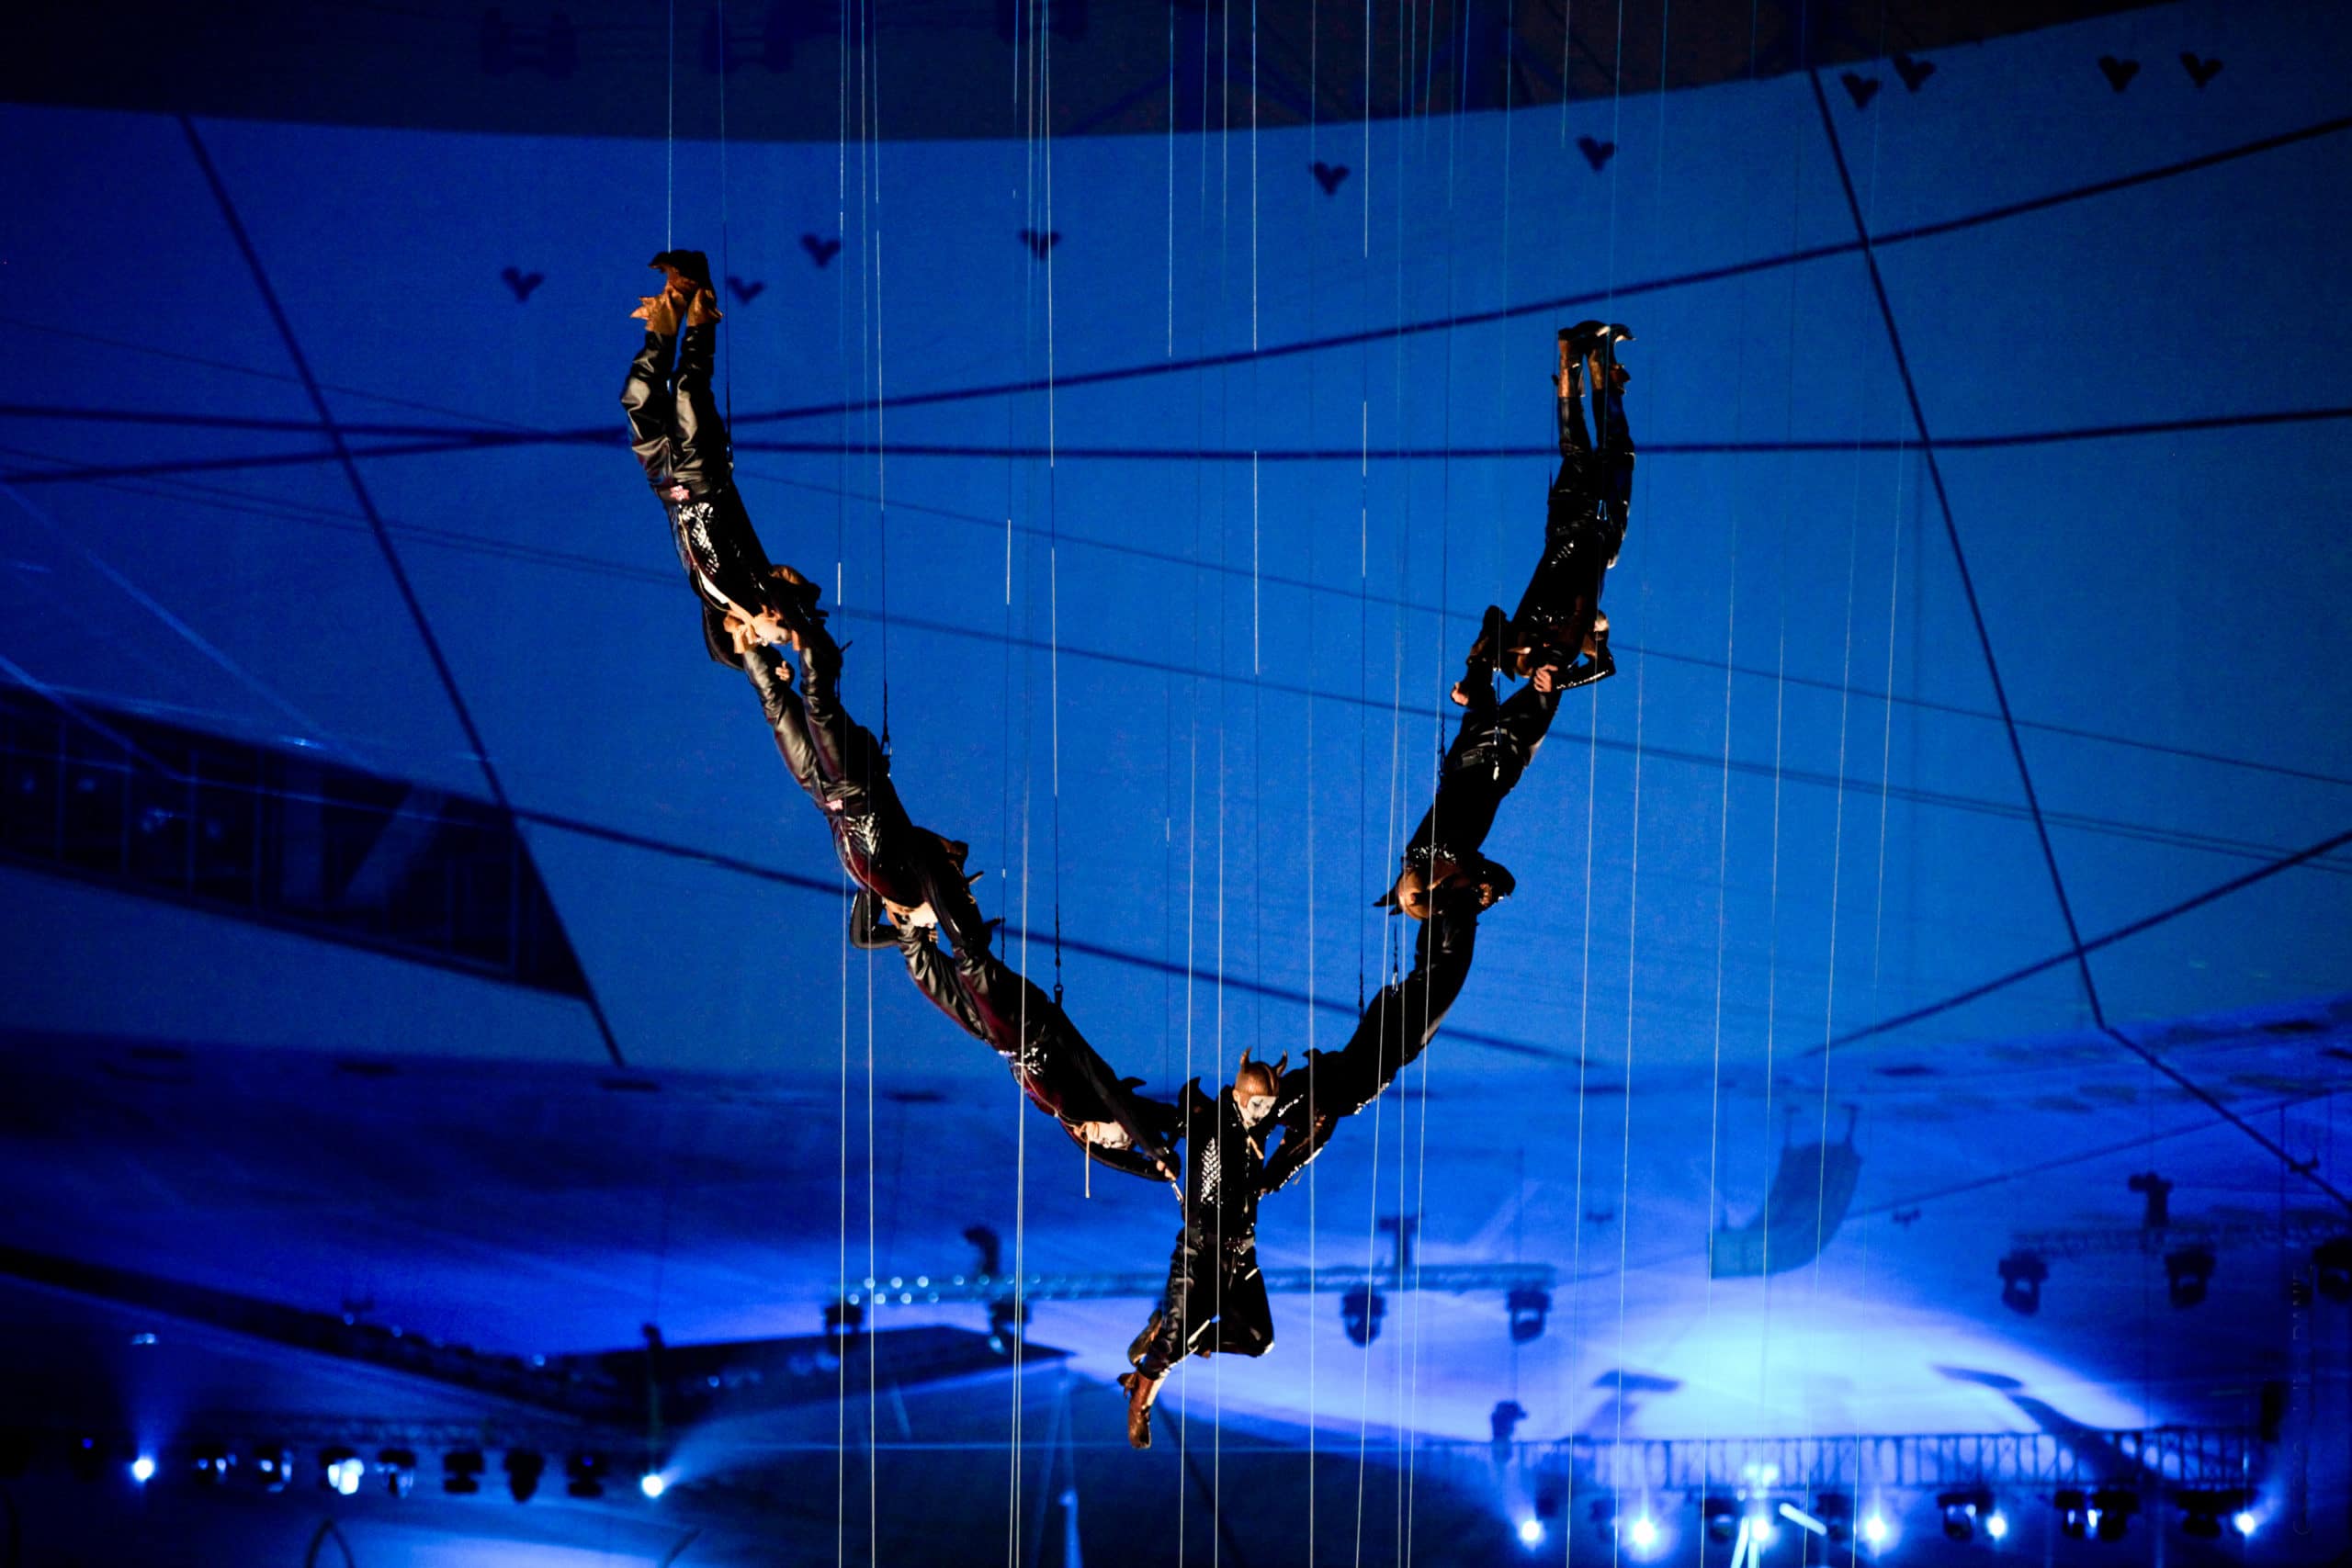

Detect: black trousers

[741,643,991,961]
[1136,1233,1274,1379]
[622,324,785,665]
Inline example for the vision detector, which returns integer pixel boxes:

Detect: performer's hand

[662,482,690,502]
[1531,663,1561,694]
[1076,1121,1133,1150]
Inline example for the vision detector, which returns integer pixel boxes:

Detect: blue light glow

[1861,1513,1888,1547]
[1984,1511,2009,1540]
[1628,1516,1658,1551]
[640,1471,667,1500]
[1515,1517,1544,1548]
[130,1455,155,1483]
[2233,1511,2257,1537]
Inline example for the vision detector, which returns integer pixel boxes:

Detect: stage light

[503,1449,545,1503]
[2234,1510,2257,1537]
[1746,1509,1778,1549]
[1984,1510,2009,1540]
[1939,1488,1990,1542]
[565,1451,606,1500]
[130,1454,155,1484]
[1506,1286,1552,1345]
[441,1449,484,1495]
[2055,1488,2089,1540]
[1516,1517,1545,1548]
[1861,1513,1888,1548]
[322,1449,364,1496]
[640,1471,667,1499]
[1340,1285,1385,1348]
[2090,1488,2136,1541]
[1628,1515,1658,1551]
[2176,1488,2250,1540]
[2165,1246,2215,1310]
[378,1449,417,1499]
[253,1446,292,1494]
[1997,1249,2048,1315]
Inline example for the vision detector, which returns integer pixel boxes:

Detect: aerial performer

[738,615,993,962]
[1386,652,1556,921]
[1118,1050,1287,1449]
[620,249,818,666]
[737,615,1174,1175]
[854,901,1182,1184]
[1258,877,1490,1192]
[1454,321,1634,705]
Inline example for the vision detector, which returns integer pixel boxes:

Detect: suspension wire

[1692,1,1768,1558]
[664,0,675,249]
[1305,0,1323,1554]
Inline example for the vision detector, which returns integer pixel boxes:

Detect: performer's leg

[668,319,729,499]
[620,328,679,490]
[1210,1252,1275,1359]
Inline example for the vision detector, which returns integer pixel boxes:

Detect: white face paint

[1238,1093,1276,1128]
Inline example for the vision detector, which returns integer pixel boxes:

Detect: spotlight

[378,1449,417,1500]
[2165,1246,2215,1310]
[1702,1495,1740,1543]
[1506,1286,1552,1345]
[191,1442,234,1485]
[1997,1249,2048,1315]
[1861,1512,1889,1548]
[322,1448,364,1496]
[2234,1510,2257,1537]
[1747,1510,1778,1549]
[1517,1516,1545,1548]
[130,1454,156,1484]
[1816,1492,1853,1545]
[2055,1488,2088,1540]
[639,1471,667,1500]
[565,1451,606,1500]
[2089,1487,2136,1541]
[1984,1510,2009,1540]
[1939,1488,1991,1542]
[2176,1488,2250,1540]
[442,1449,485,1495]
[503,1449,546,1503]
[1340,1285,1385,1348]
[252,1445,293,1494]
[1628,1515,1659,1552]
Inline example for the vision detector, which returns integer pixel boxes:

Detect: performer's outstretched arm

[1260,888,1484,1192]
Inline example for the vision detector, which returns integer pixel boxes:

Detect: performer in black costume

[1258,881,1487,1193]
[739,619,991,962]
[858,906,1181,1184]
[1118,1050,1285,1450]
[1385,663,1556,920]
[1457,321,1635,703]
[620,249,817,667]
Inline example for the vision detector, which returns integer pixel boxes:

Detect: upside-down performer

[1455,321,1634,704]
[740,613,991,962]
[1258,877,1488,1193]
[855,901,1181,1185]
[620,248,817,666]
[1118,1050,1286,1449]
[1386,648,1554,921]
